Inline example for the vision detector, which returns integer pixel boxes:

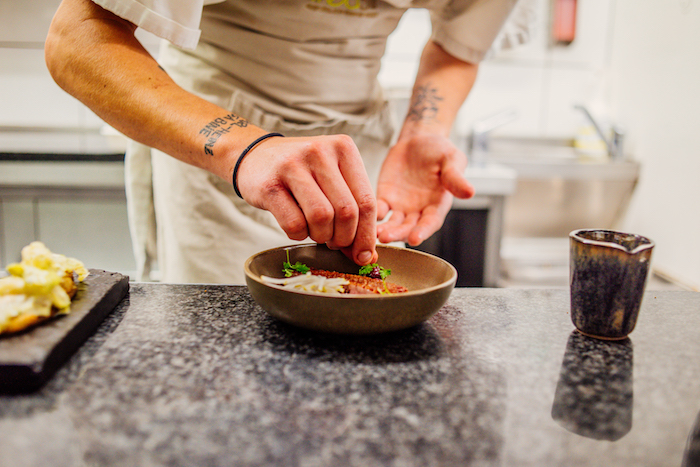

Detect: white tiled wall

[0,0,61,43]
[379,1,616,141]
[0,48,84,129]
[0,0,159,152]
[0,0,87,132]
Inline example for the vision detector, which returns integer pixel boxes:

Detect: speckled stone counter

[1,285,699,466]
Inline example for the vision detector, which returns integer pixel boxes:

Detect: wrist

[398,93,454,141]
[397,122,451,142]
[232,132,285,198]
[194,114,268,181]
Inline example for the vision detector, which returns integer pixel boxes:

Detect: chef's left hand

[375,133,475,246]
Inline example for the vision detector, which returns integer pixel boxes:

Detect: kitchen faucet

[574,104,625,161]
[468,108,518,167]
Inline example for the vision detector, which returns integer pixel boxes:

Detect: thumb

[441,162,475,199]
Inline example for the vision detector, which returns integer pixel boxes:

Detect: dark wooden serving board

[0,269,129,393]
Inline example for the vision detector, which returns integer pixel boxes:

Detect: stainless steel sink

[484,137,640,238]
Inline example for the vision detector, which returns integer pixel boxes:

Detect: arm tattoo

[406,82,443,123]
[199,113,249,156]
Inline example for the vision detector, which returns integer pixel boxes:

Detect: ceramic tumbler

[569,229,654,340]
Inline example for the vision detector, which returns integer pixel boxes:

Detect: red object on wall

[552,0,577,45]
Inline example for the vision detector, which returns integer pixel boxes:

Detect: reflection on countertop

[552,331,634,441]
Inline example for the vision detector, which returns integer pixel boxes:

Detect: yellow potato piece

[0,241,88,334]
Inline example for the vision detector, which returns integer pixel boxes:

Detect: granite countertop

[1,285,699,466]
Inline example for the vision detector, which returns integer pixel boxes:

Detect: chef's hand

[235,134,379,266]
[376,133,475,246]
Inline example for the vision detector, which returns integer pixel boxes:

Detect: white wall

[610,1,700,290]
[0,0,158,154]
[0,0,100,143]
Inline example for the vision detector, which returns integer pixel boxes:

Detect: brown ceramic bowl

[244,243,457,334]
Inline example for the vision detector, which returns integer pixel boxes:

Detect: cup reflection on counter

[569,229,654,340]
[551,331,634,441]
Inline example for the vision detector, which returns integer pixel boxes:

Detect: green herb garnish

[358,263,391,280]
[283,249,310,277]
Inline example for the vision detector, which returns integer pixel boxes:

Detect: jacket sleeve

[429,0,529,63]
[90,0,223,49]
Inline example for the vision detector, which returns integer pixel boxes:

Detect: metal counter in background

[412,135,642,288]
[488,137,641,288]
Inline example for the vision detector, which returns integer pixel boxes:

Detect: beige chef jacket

[95,0,529,284]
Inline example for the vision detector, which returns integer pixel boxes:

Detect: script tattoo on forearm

[407,82,443,123]
[200,114,249,156]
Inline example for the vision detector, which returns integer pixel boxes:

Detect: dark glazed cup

[570,229,654,340]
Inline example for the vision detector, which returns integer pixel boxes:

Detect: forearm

[399,40,478,140]
[44,0,266,181]
[375,40,477,245]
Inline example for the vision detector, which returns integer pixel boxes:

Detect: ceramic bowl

[244,243,457,334]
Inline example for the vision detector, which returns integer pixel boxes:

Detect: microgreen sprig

[282,249,310,277]
[358,263,391,280]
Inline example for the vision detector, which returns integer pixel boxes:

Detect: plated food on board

[244,244,457,334]
[0,242,89,335]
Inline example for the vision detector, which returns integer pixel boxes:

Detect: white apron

[127,44,395,284]
[124,0,529,284]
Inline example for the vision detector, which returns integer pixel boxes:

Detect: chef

[45,0,531,284]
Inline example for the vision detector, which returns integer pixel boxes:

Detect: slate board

[0,269,129,393]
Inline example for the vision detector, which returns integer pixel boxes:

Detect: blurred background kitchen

[0,0,698,291]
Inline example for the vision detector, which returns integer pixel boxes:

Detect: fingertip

[407,232,423,247]
[287,230,310,242]
[377,224,403,244]
[444,167,476,199]
[461,179,476,198]
[408,221,439,247]
[357,249,373,265]
[377,230,392,244]
[451,180,475,200]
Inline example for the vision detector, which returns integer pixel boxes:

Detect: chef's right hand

[234,134,378,266]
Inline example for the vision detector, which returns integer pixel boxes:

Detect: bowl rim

[244,243,457,299]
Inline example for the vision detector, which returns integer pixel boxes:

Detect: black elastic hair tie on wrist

[232,132,284,199]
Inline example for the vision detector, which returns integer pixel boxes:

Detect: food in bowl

[260,251,408,295]
[0,242,89,335]
[262,267,409,295]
